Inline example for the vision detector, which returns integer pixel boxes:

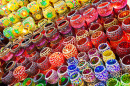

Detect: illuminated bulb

[22,11,27,16]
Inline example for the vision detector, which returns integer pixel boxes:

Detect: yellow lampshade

[54,1,68,15]
[7,1,19,11]
[27,1,40,14]
[32,10,43,21]
[0,5,11,16]
[38,18,48,28]
[49,0,58,4]
[0,0,7,5]
[43,6,56,19]
[37,0,50,8]
[65,0,81,9]
[8,12,20,24]
[80,0,91,5]
[103,50,116,62]
[16,0,28,7]
[12,22,24,37]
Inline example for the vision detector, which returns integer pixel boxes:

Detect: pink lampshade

[37,56,51,71]
[97,2,113,17]
[83,8,98,25]
[25,62,40,77]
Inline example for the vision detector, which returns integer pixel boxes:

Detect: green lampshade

[0,17,11,28]
[36,83,45,86]
[0,5,11,16]
[33,73,47,85]
[17,6,30,19]
[6,0,12,1]
[121,73,130,86]
[0,6,4,15]
[22,17,35,31]
[3,27,14,39]
[58,76,72,86]
[107,78,120,86]
[23,78,35,86]
[14,82,22,86]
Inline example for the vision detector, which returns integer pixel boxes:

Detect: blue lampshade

[95,82,105,86]
[70,71,83,85]
[95,65,108,81]
[68,64,79,76]
[106,59,120,78]
[67,57,78,66]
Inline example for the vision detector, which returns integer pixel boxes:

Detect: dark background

[0,83,7,86]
